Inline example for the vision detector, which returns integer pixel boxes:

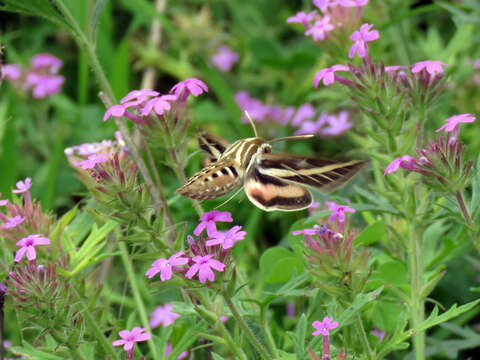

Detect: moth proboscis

[176,112,366,211]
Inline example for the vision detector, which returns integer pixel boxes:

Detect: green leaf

[90,0,108,40]
[260,247,304,283]
[354,220,386,246]
[336,287,384,327]
[211,353,227,360]
[294,313,307,359]
[0,0,68,27]
[470,154,480,218]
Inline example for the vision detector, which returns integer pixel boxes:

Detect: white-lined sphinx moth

[177,117,365,211]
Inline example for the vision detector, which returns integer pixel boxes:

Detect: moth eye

[212,173,218,178]
[263,147,271,153]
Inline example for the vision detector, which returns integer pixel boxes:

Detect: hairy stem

[355,313,374,360]
[455,191,480,253]
[118,241,158,359]
[222,288,273,360]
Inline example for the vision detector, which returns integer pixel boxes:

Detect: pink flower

[294,121,322,135]
[385,65,406,74]
[1,64,22,81]
[305,16,334,41]
[220,316,229,323]
[286,303,296,318]
[30,75,65,98]
[349,23,380,58]
[185,254,226,283]
[145,251,189,281]
[435,114,476,133]
[120,89,160,107]
[411,61,447,76]
[1,216,25,229]
[165,342,188,359]
[12,178,32,194]
[112,327,151,352]
[320,111,352,136]
[141,94,177,116]
[308,201,321,215]
[0,196,8,206]
[325,201,355,223]
[371,328,386,343]
[337,0,369,7]
[74,153,110,170]
[211,46,239,72]
[193,210,233,237]
[149,304,180,328]
[312,317,339,336]
[383,155,417,175]
[313,0,339,12]
[286,11,316,27]
[103,105,126,121]
[14,234,50,262]
[313,65,349,87]
[206,225,247,249]
[171,78,208,98]
[30,53,63,73]
[292,225,326,236]
[474,58,480,69]
[291,103,316,126]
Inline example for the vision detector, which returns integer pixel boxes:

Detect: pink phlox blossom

[103,105,126,121]
[286,303,296,317]
[349,23,379,58]
[30,53,63,73]
[194,210,233,237]
[435,113,476,133]
[291,103,316,126]
[383,155,417,175]
[320,111,352,136]
[313,65,349,87]
[0,196,9,206]
[292,224,326,236]
[1,64,22,81]
[305,15,334,41]
[312,316,339,336]
[474,59,480,69]
[112,327,151,352]
[75,153,110,170]
[211,46,239,72]
[235,92,270,123]
[313,0,339,12]
[29,74,65,98]
[385,65,406,74]
[165,342,188,359]
[12,178,32,194]
[220,315,229,323]
[286,11,317,27]
[294,121,322,135]
[281,106,295,125]
[141,94,178,116]
[411,60,447,76]
[120,89,160,108]
[14,234,50,262]
[325,201,355,223]
[185,254,226,283]
[371,328,386,343]
[145,251,189,281]
[206,225,246,249]
[171,78,208,98]
[1,216,25,229]
[149,303,180,328]
[337,0,369,7]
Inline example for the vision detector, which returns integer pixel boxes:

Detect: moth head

[258,143,272,154]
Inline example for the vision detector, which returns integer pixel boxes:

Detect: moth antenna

[244,111,259,137]
[269,134,315,144]
[214,187,244,209]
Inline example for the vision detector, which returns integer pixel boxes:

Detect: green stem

[118,241,158,359]
[195,291,248,360]
[71,284,119,359]
[408,221,425,360]
[355,313,374,360]
[222,288,273,360]
[455,191,480,253]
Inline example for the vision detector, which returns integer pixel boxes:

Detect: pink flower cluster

[287,0,369,42]
[1,53,65,98]
[1,178,51,263]
[236,91,352,136]
[103,78,208,123]
[294,110,353,137]
[145,210,246,284]
[384,114,476,176]
[211,45,239,72]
